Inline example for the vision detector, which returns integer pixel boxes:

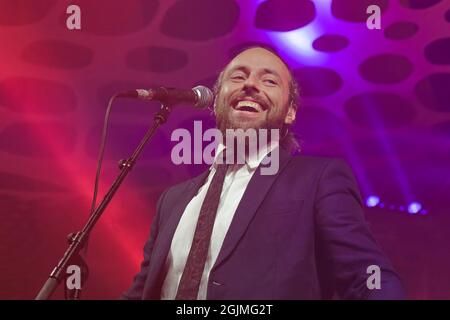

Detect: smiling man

[122,46,406,300]
[215,47,299,155]
[215,47,296,133]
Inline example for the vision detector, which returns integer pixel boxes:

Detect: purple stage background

[0,0,449,299]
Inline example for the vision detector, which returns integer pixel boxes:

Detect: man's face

[215,47,295,134]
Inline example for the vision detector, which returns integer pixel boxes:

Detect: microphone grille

[192,85,214,109]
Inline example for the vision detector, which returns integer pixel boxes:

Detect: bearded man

[122,46,405,300]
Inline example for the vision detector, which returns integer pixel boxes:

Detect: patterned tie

[175,163,229,300]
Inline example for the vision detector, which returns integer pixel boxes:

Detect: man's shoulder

[278,153,358,186]
[162,170,208,198]
[285,153,348,172]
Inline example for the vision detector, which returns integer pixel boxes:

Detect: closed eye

[264,79,278,85]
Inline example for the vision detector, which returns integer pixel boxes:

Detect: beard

[214,91,288,152]
[215,93,286,134]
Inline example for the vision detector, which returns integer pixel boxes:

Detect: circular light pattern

[364,196,428,215]
[384,21,419,40]
[365,195,428,215]
[0,0,56,26]
[414,73,450,112]
[126,46,188,73]
[0,77,77,115]
[331,0,388,23]
[366,195,380,207]
[399,0,442,9]
[160,0,239,41]
[312,34,349,52]
[424,37,450,65]
[22,40,93,69]
[293,67,343,97]
[254,0,316,32]
[408,202,422,214]
[359,54,413,84]
[344,92,415,128]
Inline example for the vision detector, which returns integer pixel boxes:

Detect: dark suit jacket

[122,148,405,299]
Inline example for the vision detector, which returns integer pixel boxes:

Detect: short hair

[213,44,301,154]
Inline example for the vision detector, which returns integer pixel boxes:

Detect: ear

[284,104,296,125]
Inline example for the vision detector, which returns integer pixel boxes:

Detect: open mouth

[232,99,266,113]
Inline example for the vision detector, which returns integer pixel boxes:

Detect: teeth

[236,100,262,112]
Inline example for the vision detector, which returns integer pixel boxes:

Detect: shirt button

[212,281,223,286]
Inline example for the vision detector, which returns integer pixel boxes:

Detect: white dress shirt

[160,142,278,300]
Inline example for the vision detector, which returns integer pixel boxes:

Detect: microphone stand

[35,103,173,300]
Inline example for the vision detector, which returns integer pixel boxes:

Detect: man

[122,46,405,299]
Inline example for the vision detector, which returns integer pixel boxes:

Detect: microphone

[117,85,214,109]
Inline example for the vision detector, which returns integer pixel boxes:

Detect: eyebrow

[227,65,283,81]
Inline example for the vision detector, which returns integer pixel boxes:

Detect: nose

[242,75,260,94]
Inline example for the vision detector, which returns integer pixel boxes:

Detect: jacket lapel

[212,147,292,271]
[146,170,210,293]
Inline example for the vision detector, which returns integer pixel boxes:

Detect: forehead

[224,48,291,81]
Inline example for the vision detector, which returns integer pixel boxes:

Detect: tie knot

[215,147,245,167]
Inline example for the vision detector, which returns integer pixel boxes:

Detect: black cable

[83,94,119,255]
[64,94,118,299]
[90,95,119,217]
